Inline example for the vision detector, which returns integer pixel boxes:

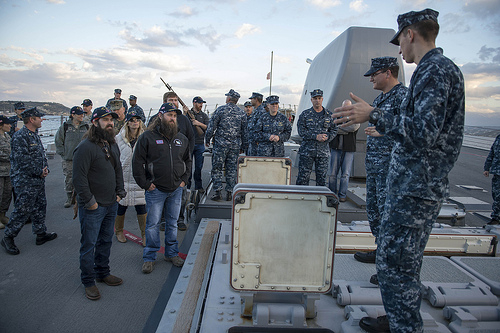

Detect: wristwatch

[369,108,382,125]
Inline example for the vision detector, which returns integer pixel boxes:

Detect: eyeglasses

[370,70,387,78]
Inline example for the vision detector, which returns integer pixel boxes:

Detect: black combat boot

[354,250,377,263]
[210,191,222,201]
[36,232,58,245]
[225,191,232,201]
[1,236,20,255]
[359,315,390,333]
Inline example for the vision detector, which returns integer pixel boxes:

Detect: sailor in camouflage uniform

[483,134,500,226]
[8,102,26,138]
[247,92,265,156]
[254,95,292,157]
[128,95,146,123]
[1,107,57,255]
[106,88,128,113]
[296,89,337,186]
[354,57,408,265]
[244,101,254,155]
[333,9,465,333]
[205,89,248,201]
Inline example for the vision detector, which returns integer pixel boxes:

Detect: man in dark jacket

[73,107,127,301]
[133,103,192,274]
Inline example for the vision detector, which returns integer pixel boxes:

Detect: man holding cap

[8,101,26,138]
[296,89,337,186]
[353,57,408,266]
[1,107,57,255]
[247,92,264,156]
[55,106,89,208]
[128,95,146,123]
[106,88,128,113]
[205,89,248,201]
[81,99,93,123]
[254,95,292,157]
[188,96,209,194]
[333,8,465,333]
[133,103,191,273]
[73,106,126,300]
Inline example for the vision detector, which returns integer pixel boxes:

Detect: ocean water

[38,115,67,148]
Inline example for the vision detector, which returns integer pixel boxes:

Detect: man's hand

[180,181,185,187]
[88,202,98,210]
[182,105,189,113]
[192,119,202,126]
[365,126,383,137]
[333,93,373,127]
[41,167,49,178]
[316,134,328,142]
[484,171,490,177]
[116,195,121,202]
[147,183,156,191]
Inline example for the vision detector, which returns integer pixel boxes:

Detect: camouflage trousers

[62,160,74,194]
[4,184,47,238]
[211,145,239,192]
[0,176,12,213]
[376,195,442,333]
[365,170,389,240]
[491,174,500,220]
[296,153,329,186]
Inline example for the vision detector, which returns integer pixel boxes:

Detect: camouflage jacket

[205,102,248,151]
[484,134,500,175]
[8,114,22,139]
[365,83,408,172]
[0,132,11,177]
[248,104,265,143]
[297,106,337,157]
[254,112,292,156]
[376,48,465,201]
[10,126,48,187]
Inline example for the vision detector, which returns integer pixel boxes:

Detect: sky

[0,0,499,126]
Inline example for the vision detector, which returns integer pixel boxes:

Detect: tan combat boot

[114,215,126,243]
[137,214,147,247]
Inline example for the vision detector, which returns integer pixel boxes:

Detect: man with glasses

[353,57,408,269]
[1,107,57,255]
[81,99,93,123]
[73,107,126,300]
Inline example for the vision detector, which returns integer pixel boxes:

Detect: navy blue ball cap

[129,95,137,100]
[390,8,439,45]
[81,99,93,106]
[91,106,118,122]
[193,96,206,104]
[126,110,142,122]
[248,92,263,99]
[244,101,252,107]
[71,106,85,115]
[364,57,399,76]
[225,89,240,99]
[114,88,122,94]
[0,115,16,125]
[159,102,181,115]
[21,107,45,118]
[14,102,26,110]
[266,95,280,105]
[310,89,323,97]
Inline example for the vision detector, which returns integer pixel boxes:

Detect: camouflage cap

[158,102,181,115]
[109,100,123,111]
[193,96,206,104]
[390,8,439,45]
[70,106,85,115]
[81,99,93,107]
[310,89,323,98]
[0,115,16,125]
[21,107,45,118]
[248,92,263,99]
[364,57,399,76]
[225,89,240,99]
[91,106,118,122]
[114,88,122,94]
[14,102,26,110]
[244,101,252,107]
[129,95,137,100]
[266,95,280,105]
